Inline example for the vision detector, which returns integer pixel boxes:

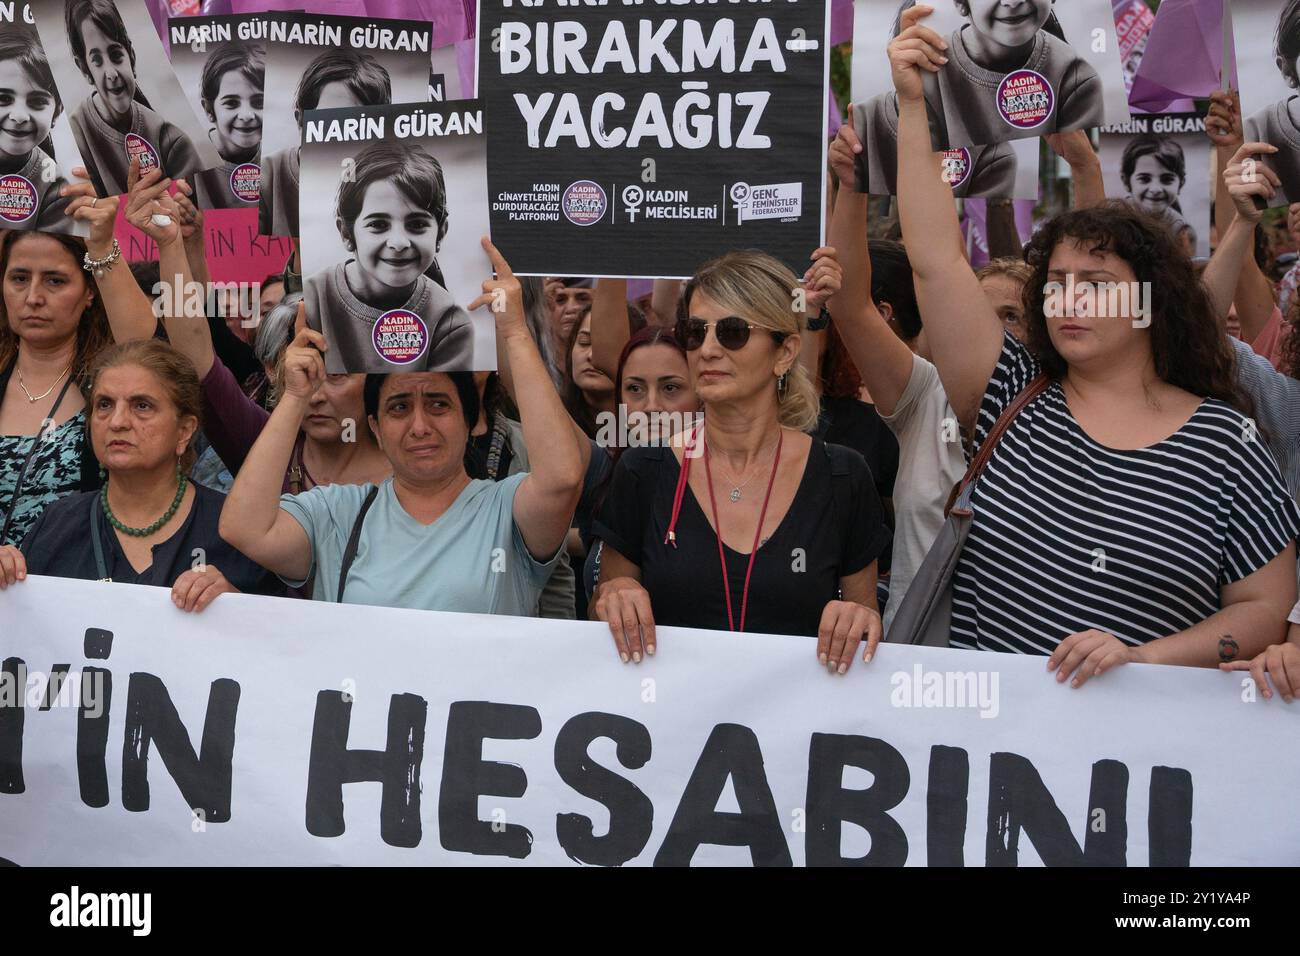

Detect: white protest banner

[1,575,1297,866]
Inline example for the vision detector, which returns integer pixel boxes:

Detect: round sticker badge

[372,309,429,366]
[939,148,972,190]
[229,163,260,203]
[124,132,161,173]
[0,174,38,224]
[996,69,1054,130]
[561,181,607,226]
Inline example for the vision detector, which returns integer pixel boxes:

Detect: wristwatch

[807,306,831,331]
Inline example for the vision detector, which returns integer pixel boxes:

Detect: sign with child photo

[28,0,222,198]
[1234,0,1300,208]
[914,0,1130,151]
[0,4,89,234]
[299,100,493,374]
[257,11,434,238]
[166,13,268,211]
[476,0,830,279]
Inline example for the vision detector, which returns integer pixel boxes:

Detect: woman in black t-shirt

[591,249,891,674]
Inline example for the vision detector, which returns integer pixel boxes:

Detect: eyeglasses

[675,315,786,351]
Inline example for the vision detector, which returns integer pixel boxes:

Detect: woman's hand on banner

[61,168,119,257]
[170,178,205,243]
[171,564,238,613]
[1047,629,1141,688]
[817,600,882,674]
[1220,642,1299,703]
[828,116,863,190]
[889,4,947,105]
[470,237,528,341]
[0,545,27,588]
[593,576,657,663]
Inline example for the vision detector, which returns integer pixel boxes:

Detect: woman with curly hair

[891,9,1299,682]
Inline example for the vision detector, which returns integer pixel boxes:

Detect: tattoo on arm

[1218,635,1239,662]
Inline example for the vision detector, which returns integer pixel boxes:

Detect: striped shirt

[952,334,1300,655]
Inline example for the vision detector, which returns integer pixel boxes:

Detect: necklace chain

[707,432,781,503]
[17,362,73,404]
[101,473,188,537]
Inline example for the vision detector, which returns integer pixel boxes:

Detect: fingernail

[819,653,827,664]
[632,651,641,663]
[647,645,655,656]
[827,661,836,673]
[939,56,949,63]
[620,652,629,663]
[837,663,847,675]
[864,651,873,663]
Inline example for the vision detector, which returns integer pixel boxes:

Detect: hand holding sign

[61,168,119,256]
[1205,90,1243,152]
[802,247,841,314]
[889,5,948,105]
[125,159,180,246]
[470,237,527,341]
[1221,642,1300,703]
[1225,142,1281,222]
[828,117,863,190]
[282,312,329,403]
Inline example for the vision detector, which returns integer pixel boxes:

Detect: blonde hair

[87,340,203,472]
[976,257,1034,286]
[683,249,820,432]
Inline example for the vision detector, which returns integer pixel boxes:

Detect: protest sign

[914,0,1129,151]
[1099,114,1211,257]
[1,575,1297,867]
[258,11,433,236]
[1234,0,1300,207]
[0,4,89,235]
[300,100,493,373]
[166,13,267,210]
[476,0,829,279]
[849,0,1040,200]
[29,0,222,197]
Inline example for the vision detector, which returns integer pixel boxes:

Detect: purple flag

[962,198,1035,269]
[1128,0,1235,112]
[831,0,852,46]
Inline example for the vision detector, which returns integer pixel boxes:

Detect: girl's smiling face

[78,20,135,121]
[205,68,262,160]
[962,0,1053,50]
[1129,155,1180,214]
[344,179,440,291]
[0,60,56,159]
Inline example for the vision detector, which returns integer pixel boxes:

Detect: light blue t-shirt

[279,473,557,614]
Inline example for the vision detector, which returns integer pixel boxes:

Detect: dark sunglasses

[675,315,787,351]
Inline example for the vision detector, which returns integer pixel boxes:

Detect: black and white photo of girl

[850,0,1039,198]
[29,0,220,197]
[903,0,1129,150]
[258,13,433,238]
[166,15,266,209]
[1237,0,1300,205]
[299,102,492,374]
[1100,126,1210,257]
[0,27,86,233]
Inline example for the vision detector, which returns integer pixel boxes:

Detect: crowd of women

[0,3,1298,700]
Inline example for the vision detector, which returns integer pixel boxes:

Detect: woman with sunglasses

[590,249,892,674]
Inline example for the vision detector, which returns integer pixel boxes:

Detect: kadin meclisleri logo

[562,181,606,226]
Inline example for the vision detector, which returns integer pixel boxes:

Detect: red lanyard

[702,430,783,633]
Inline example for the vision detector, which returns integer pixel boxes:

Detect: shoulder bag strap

[0,375,77,543]
[944,374,1051,517]
[336,485,380,603]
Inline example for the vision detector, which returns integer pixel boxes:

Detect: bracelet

[83,238,121,279]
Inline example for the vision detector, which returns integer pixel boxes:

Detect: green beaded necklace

[100,463,188,537]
